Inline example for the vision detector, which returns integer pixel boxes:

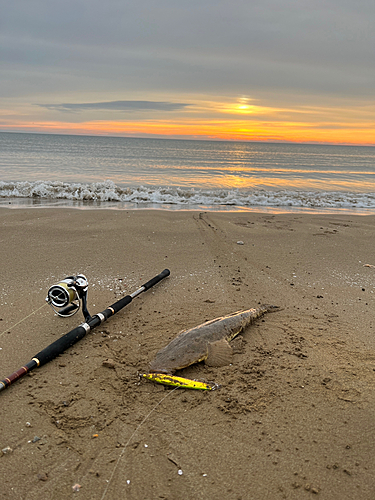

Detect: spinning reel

[46,274,92,321]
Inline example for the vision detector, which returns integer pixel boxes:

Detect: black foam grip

[35,325,88,366]
[142,268,170,291]
[109,294,132,314]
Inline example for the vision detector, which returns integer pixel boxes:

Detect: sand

[0,208,374,499]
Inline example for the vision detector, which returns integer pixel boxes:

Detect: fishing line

[100,386,180,500]
[0,303,48,340]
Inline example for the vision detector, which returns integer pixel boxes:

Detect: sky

[1,0,374,145]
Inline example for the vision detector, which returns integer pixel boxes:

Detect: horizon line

[0,129,373,148]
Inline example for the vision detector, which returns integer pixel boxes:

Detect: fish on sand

[143,304,279,390]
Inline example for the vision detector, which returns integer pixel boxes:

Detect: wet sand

[0,208,374,499]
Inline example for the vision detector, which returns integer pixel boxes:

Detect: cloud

[37,101,191,112]
[1,1,374,143]
[2,0,374,100]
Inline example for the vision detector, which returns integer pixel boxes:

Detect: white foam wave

[1,180,375,211]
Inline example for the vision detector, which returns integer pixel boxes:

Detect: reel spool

[46,275,91,321]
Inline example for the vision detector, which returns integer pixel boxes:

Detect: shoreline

[1,208,374,499]
[2,198,375,216]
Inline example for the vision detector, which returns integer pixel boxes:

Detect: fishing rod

[0,268,170,393]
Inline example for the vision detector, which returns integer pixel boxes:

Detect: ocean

[1,131,374,213]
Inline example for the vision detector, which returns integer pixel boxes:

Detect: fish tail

[242,304,280,328]
[262,304,281,313]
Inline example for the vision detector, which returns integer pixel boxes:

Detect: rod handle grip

[108,295,132,314]
[35,325,88,366]
[142,268,170,291]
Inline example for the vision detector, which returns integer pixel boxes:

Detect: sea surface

[0,132,374,213]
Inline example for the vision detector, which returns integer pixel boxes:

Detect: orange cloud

[2,117,373,145]
[1,95,374,145]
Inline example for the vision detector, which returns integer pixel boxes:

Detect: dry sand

[0,208,374,499]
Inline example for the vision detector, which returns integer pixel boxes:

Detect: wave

[1,180,375,211]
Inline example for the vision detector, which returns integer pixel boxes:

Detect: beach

[0,207,374,499]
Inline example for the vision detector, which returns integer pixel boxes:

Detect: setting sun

[236,104,253,113]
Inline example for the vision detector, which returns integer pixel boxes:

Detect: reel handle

[58,303,80,316]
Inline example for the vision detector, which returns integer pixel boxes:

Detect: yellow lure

[142,373,215,390]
